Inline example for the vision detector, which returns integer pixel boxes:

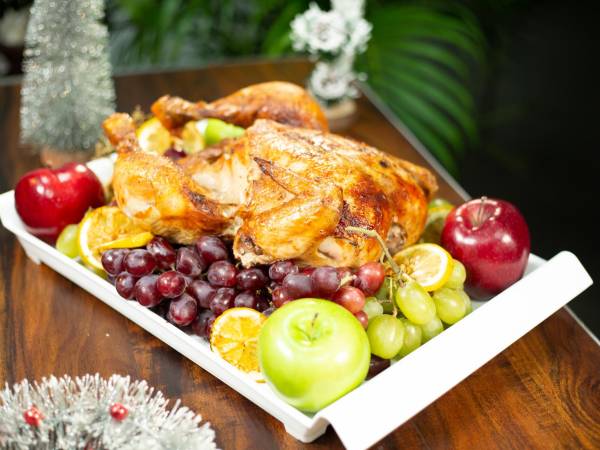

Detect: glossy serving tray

[0,157,592,450]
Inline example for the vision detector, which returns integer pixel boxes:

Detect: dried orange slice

[77,206,150,271]
[210,307,266,375]
[393,243,453,291]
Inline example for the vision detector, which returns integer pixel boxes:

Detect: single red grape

[124,249,156,277]
[156,270,187,298]
[196,236,228,264]
[115,272,137,299]
[192,309,216,338]
[353,262,386,295]
[234,290,258,309]
[168,293,198,326]
[175,247,206,277]
[311,266,340,297]
[187,280,216,309]
[207,260,237,287]
[146,236,176,269]
[209,287,235,315]
[101,249,129,276]
[268,260,298,281]
[134,275,163,307]
[354,310,369,329]
[272,286,293,308]
[332,286,366,313]
[366,355,391,379]
[236,268,268,290]
[282,273,313,299]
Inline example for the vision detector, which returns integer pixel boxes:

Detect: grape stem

[388,276,398,317]
[345,226,401,274]
[339,273,356,288]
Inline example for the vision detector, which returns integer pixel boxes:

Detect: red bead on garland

[109,402,128,421]
[23,406,43,427]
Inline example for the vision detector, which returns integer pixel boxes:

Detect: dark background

[1,0,598,334]
[462,0,599,335]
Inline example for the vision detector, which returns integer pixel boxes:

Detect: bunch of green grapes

[364,259,471,365]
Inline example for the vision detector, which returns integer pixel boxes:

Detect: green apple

[258,299,370,412]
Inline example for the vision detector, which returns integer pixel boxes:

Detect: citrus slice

[136,117,172,154]
[181,120,206,154]
[96,231,154,253]
[210,307,266,375]
[393,243,454,291]
[77,206,150,271]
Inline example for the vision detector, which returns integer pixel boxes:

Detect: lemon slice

[181,120,206,154]
[210,307,266,375]
[393,243,454,291]
[77,206,150,271]
[97,231,154,253]
[136,117,172,154]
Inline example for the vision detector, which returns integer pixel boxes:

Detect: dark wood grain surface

[1,59,598,449]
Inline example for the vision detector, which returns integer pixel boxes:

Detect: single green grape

[375,277,395,313]
[421,317,444,342]
[367,315,405,359]
[56,224,79,258]
[204,118,244,146]
[444,259,467,289]
[458,289,473,316]
[363,297,384,320]
[396,318,422,358]
[394,280,436,325]
[433,287,468,325]
[428,198,454,210]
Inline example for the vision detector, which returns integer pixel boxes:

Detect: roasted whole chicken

[103,82,437,268]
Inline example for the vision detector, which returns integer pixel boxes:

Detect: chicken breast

[234,120,437,267]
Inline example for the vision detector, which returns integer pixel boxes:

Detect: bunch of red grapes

[102,235,386,338]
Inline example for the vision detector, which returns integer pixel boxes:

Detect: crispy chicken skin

[151,81,328,132]
[103,82,437,267]
[234,120,437,267]
[103,114,233,243]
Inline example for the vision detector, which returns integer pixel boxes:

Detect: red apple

[441,197,530,299]
[14,162,105,242]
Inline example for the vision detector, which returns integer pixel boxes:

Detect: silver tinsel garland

[0,374,218,450]
[20,0,116,152]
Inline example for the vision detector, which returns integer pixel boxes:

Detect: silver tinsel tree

[20,0,115,152]
[0,374,218,450]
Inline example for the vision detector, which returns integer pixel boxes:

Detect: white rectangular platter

[0,158,593,450]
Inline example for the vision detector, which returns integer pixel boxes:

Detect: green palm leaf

[359,3,486,173]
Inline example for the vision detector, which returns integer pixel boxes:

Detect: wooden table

[1,59,598,449]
